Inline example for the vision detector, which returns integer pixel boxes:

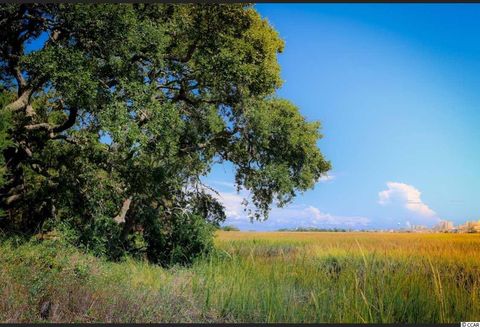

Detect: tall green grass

[190,238,480,323]
[1,232,479,322]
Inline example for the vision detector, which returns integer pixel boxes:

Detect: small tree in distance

[220,225,240,232]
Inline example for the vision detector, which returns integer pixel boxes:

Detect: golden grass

[206,231,480,322]
[216,231,480,264]
[1,231,480,323]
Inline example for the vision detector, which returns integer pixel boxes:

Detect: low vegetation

[277,227,350,232]
[219,225,240,232]
[2,231,479,323]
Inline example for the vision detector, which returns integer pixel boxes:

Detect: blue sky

[206,4,480,230]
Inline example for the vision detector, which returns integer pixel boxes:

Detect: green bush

[220,225,240,232]
[144,213,215,267]
[54,216,127,262]
[49,211,216,266]
[0,106,12,219]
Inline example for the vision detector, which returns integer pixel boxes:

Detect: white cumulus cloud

[378,182,437,218]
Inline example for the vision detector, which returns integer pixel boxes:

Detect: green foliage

[144,213,215,266]
[0,112,9,188]
[53,215,126,261]
[0,93,13,218]
[220,225,240,231]
[0,4,330,264]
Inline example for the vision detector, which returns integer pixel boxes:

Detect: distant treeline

[277,227,352,232]
[219,225,241,232]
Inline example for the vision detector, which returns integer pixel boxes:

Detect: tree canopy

[0,4,330,264]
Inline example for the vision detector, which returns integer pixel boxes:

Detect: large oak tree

[0,4,330,264]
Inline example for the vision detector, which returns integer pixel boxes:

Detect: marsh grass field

[1,231,480,323]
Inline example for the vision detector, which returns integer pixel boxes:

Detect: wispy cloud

[317,172,336,183]
[378,182,438,220]
[208,180,236,190]
[299,205,370,227]
[211,189,369,230]
[214,191,249,220]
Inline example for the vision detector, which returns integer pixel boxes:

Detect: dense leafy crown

[0,4,330,264]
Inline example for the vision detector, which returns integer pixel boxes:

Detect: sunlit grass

[1,231,479,322]
[200,231,480,322]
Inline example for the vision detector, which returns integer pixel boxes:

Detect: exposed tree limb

[5,88,32,112]
[24,123,51,131]
[11,65,26,93]
[5,193,22,206]
[52,107,78,133]
[114,197,132,224]
[24,106,78,134]
[25,104,36,118]
[182,38,199,63]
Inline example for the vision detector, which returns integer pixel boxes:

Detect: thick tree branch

[11,65,26,93]
[5,194,22,206]
[24,106,78,135]
[5,73,50,113]
[114,197,132,224]
[24,123,51,131]
[4,23,62,114]
[183,38,199,63]
[5,88,32,112]
[52,107,78,133]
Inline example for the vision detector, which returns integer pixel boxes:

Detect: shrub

[0,106,12,219]
[220,225,240,232]
[53,216,127,262]
[144,213,215,267]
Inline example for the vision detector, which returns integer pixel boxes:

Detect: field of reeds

[1,231,479,323]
